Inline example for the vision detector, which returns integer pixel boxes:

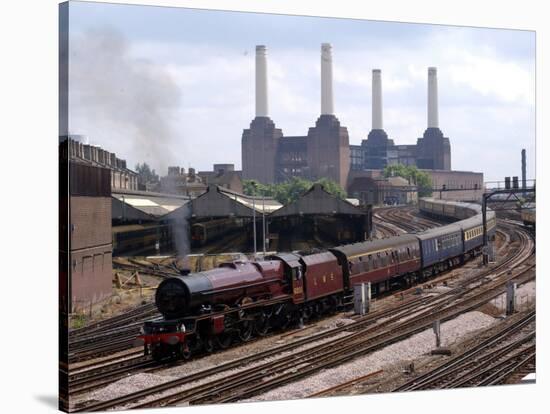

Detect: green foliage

[70,314,88,329]
[383,164,433,197]
[243,177,347,204]
[135,162,159,185]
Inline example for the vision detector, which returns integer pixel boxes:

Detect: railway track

[68,206,533,408]
[72,219,533,411]
[393,310,535,391]
[376,206,439,233]
[69,355,154,395]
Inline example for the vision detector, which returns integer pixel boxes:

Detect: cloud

[68,24,535,182]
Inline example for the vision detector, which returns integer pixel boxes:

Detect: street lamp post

[252,196,257,257]
[262,195,266,257]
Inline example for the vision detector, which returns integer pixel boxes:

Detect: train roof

[416,222,462,240]
[457,215,482,230]
[330,234,418,259]
[420,198,484,215]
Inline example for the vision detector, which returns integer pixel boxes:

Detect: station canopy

[270,183,367,218]
[169,185,282,219]
[112,189,190,221]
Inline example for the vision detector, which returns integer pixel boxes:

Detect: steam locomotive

[136,199,496,361]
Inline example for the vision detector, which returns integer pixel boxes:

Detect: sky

[66,1,536,182]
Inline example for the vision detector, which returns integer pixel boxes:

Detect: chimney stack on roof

[321,43,334,115]
[255,45,268,117]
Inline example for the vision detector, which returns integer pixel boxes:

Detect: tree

[243,177,347,204]
[384,164,433,197]
[135,162,159,185]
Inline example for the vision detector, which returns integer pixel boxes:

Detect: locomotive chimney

[255,45,268,117]
[427,67,439,128]
[321,43,334,115]
[372,69,383,130]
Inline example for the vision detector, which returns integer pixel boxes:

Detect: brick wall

[70,197,112,250]
[70,246,112,311]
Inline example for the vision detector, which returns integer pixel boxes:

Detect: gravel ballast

[244,311,496,402]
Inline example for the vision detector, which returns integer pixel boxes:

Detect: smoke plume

[69,26,190,257]
[68,26,182,172]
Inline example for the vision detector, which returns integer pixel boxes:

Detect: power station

[242,44,452,189]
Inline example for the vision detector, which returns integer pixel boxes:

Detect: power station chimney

[521,149,527,189]
[428,67,439,128]
[372,69,383,130]
[255,45,268,117]
[321,43,334,115]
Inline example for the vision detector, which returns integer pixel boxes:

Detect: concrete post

[433,320,441,348]
[428,67,439,128]
[255,45,268,117]
[252,197,257,256]
[321,43,334,115]
[354,282,371,315]
[372,69,383,129]
[506,281,517,315]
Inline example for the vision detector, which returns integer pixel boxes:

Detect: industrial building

[424,169,484,202]
[242,44,350,189]
[347,170,418,206]
[111,189,190,256]
[241,45,455,194]
[159,164,244,197]
[66,136,139,191]
[350,67,451,172]
[166,183,371,252]
[60,138,113,313]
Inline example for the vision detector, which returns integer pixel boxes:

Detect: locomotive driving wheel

[203,337,215,353]
[181,348,192,360]
[216,332,233,349]
[254,310,271,336]
[238,320,253,342]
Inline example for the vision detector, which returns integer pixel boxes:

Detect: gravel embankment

[244,311,496,402]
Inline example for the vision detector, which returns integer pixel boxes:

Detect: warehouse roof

[112,189,190,220]
[270,184,367,217]
[185,185,282,219]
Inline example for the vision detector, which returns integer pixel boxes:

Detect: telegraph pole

[262,195,266,257]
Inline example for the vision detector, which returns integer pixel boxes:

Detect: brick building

[61,138,113,313]
[67,136,138,191]
[423,169,484,202]
[349,67,451,172]
[198,164,244,194]
[243,47,452,191]
[348,170,418,206]
[242,44,350,189]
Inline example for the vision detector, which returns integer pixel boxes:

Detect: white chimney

[372,69,383,129]
[321,43,334,115]
[255,45,268,117]
[428,67,439,128]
